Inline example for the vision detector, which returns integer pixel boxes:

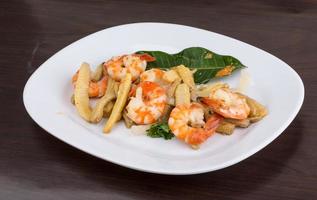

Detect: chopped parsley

[146,122,174,140]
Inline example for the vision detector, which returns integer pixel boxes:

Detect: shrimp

[140,68,165,83]
[72,72,107,98]
[140,68,179,84]
[140,68,181,105]
[126,81,167,124]
[168,103,222,147]
[201,88,250,119]
[104,54,155,82]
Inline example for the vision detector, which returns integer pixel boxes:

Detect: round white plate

[23,23,304,175]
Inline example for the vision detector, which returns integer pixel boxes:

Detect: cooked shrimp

[135,53,156,62]
[126,81,167,124]
[140,68,165,83]
[140,68,180,85]
[104,54,155,82]
[72,72,107,98]
[168,103,222,147]
[201,88,250,119]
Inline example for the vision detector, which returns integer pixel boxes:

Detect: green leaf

[136,47,246,84]
[146,122,174,140]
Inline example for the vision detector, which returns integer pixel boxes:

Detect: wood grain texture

[0,0,316,199]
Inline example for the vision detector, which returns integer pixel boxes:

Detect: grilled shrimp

[126,81,167,124]
[72,72,107,98]
[201,88,250,119]
[104,54,155,82]
[168,103,222,147]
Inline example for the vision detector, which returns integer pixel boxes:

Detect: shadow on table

[13,116,303,199]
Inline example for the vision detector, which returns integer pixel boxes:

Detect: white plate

[23,23,304,175]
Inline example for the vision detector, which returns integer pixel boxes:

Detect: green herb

[137,47,246,84]
[146,122,174,140]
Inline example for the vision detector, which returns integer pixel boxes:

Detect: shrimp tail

[187,114,222,146]
[134,53,156,62]
[205,114,223,132]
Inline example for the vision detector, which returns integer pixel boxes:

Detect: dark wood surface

[1,0,316,199]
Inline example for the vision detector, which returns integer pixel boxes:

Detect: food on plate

[201,88,250,120]
[90,77,116,123]
[103,73,132,133]
[146,122,174,139]
[91,63,104,82]
[103,100,115,117]
[137,47,246,84]
[72,70,107,98]
[243,95,268,122]
[216,121,236,135]
[104,54,155,82]
[175,83,190,106]
[73,62,92,121]
[126,81,167,125]
[168,103,222,148]
[140,68,165,83]
[123,110,134,128]
[225,118,250,128]
[174,65,196,90]
[70,47,267,149]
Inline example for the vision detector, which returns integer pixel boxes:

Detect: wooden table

[1,0,316,199]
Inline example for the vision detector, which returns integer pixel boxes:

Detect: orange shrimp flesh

[140,68,165,83]
[168,103,222,146]
[103,56,127,82]
[72,72,107,98]
[201,88,250,120]
[126,81,167,124]
[104,54,155,82]
[133,53,156,62]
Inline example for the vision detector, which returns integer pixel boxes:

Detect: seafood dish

[71,47,267,149]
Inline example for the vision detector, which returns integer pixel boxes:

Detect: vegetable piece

[90,94,115,123]
[90,77,116,123]
[190,89,198,102]
[159,104,173,122]
[116,112,123,121]
[74,62,92,121]
[191,145,200,150]
[102,62,107,76]
[225,118,250,128]
[113,82,120,97]
[104,77,116,95]
[202,104,213,120]
[136,47,245,84]
[163,69,180,83]
[91,63,103,82]
[103,73,132,133]
[103,100,115,117]
[123,110,134,128]
[174,65,195,90]
[130,124,151,135]
[216,121,236,135]
[70,94,75,105]
[246,97,267,118]
[239,94,268,122]
[175,83,191,106]
[196,82,229,97]
[248,116,265,123]
[146,122,174,140]
[167,78,181,98]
